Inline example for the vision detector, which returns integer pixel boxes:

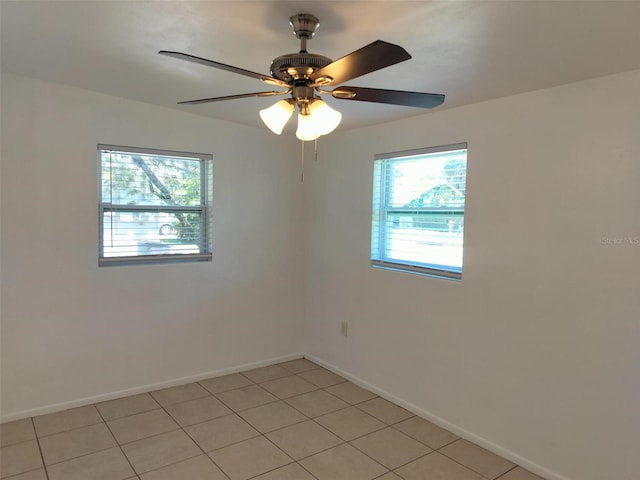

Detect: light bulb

[259,99,295,135]
[308,99,342,135]
[296,113,321,141]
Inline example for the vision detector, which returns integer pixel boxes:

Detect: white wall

[2,70,639,480]
[0,74,304,418]
[303,70,640,480]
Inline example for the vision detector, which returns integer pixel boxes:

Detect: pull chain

[300,139,305,182]
[300,138,320,182]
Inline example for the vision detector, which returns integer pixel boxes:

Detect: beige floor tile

[39,423,116,465]
[440,439,516,479]
[107,409,178,444]
[315,406,386,441]
[285,390,349,418]
[395,452,486,480]
[139,454,228,480]
[185,414,259,452]
[199,373,253,394]
[279,358,320,374]
[150,383,209,407]
[46,446,134,480]
[266,420,343,460]
[208,436,292,480]
[298,368,347,388]
[164,395,232,427]
[0,440,43,478]
[260,375,317,399]
[1,469,47,480]
[96,393,160,421]
[121,429,201,474]
[240,364,291,383]
[238,401,307,433]
[33,405,103,437]
[215,385,278,411]
[356,398,414,425]
[394,416,459,449]
[324,382,377,404]
[497,466,546,480]
[1,419,35,447]
[351,427,431,469]
[251,462,317,480]
[300,443,387,480]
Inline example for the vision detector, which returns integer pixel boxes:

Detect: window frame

[98,144,213,266]
[371,142,468,281]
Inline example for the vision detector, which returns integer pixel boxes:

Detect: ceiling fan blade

[177,90,289,105]
[159,51,289,87]
[310,40,411,86]
[331,86,445,109]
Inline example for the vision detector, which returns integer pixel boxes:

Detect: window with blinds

[371,143,467,280]
[98,144,213,266]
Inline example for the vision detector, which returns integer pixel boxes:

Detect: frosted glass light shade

[308,99,342,135]
[296,113,321,141]
[259,99,295,135]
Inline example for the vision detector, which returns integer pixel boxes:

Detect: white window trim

[98,144,213,266]
[371,142,467,281]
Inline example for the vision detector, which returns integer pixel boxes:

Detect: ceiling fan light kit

[159,13,445,141]
[259,99,295,135]
[307,99,342,136]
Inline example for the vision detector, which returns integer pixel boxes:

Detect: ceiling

[2,1,639,134]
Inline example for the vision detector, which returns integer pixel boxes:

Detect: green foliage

[405,183,464,208]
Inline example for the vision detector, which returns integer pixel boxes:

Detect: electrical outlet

[341,321,348,337]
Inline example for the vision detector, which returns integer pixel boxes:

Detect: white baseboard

[303,353,569,480]
[1,350,568,480]
[0,352,303,423]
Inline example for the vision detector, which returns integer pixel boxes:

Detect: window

[98,144,213,266]
[371,143,467,280]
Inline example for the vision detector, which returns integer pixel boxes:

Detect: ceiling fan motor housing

[270,52,332,82]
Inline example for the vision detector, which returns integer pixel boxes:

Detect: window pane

[102,210,204,258]
[383,213,464,270]
[101,152,201,207]
[385,152,466,208]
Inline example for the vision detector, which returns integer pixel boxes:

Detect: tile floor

[0,358,545,480]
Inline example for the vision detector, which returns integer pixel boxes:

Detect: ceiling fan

[160,13,445,141]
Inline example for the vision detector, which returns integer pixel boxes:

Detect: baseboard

[303,353,569,480]
[1,351,569,480]
[0,352,303,423]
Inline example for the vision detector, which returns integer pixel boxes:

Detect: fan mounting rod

[289,13,319,52]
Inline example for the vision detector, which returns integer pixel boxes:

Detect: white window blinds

[98,144,213,266]
[371,143,467,280]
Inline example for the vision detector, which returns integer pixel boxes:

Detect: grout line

[27,417,50,480]
[100,406,164,424]
[435,437,463,450]
[2,466,49,480]
[432,444,512,480]
[495,465,521,479]
[158,402,233,480]
[95,403,139,478]
[297,460,322,480]
[32,420,105,440]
